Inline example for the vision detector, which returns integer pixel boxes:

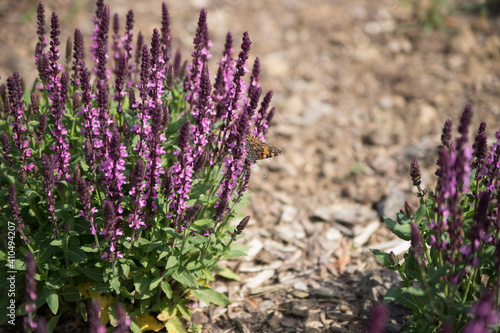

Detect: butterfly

[245,134,282,164]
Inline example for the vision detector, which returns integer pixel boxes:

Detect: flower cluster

[372,104,500,331]
[1,1,279,330]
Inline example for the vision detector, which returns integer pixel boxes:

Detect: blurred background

[2,0,500,331]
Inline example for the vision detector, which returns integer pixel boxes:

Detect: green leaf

[110,276,121,293]
[172,267,198,289]
[66,246,87,263]
[161,281,173,299]
[415,198,426,223]
[396,212,411,225]
[46,313,62,332]
[165,256,178,270]
[384,217,411,241]
[50,239,62,246]
[214,266,241,281]
[370,249,393,267]
[222,250,247,259]
[135,276,149,293]
[121,263,130,277]
[384,286,403,302]
[45,288,59,314]
[79,266,104,282]
[165,316,187,333]
[191,286,231,306]
[62,286,81,302]
[150,277,162,290]
[407,286,425,296]
[46,272,66,289]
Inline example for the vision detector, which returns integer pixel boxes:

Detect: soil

[2,0,500,332]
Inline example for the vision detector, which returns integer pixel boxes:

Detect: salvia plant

[0,1,279,331]
[372,105,500,332]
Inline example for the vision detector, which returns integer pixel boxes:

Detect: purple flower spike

[89,300,107,333]
[7,72,34,173]
[463,292,499,333]
[462,191,491,266]
[366,303,389,333]
[472,122,488,176]
[1,132,14,166]
[410,159,421,187]
[71,29,85,88]
[100,200,123,259]
[23,251,37,332]
[161,2,171,63]
[440,119,453,151]
[99,126,128,217]
[128,158,146,229]
[41,153,59,234]
[114,303,131,333]
[410,222,424,265]
[191,62,214,162]
[114,56,127,114]
[248,57,261,99]
[123,10,135,87]
[144,104,167,224]
[77,178,98,235]
[9,183,28,243]
[185,8,212,103]
[231,215,250,240]
[253,90,273,139]
[169,120,194,223]
[35,2,46,64]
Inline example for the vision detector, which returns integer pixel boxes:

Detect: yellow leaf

[165,317,187,333]
[76,282,93,299]
[135,314,164,332]
[157,305,177,322]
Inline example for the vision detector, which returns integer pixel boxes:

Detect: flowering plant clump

[0,1,278,331]
[371,104,500,332]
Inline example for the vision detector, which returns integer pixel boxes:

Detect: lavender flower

[24,251,37,332]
